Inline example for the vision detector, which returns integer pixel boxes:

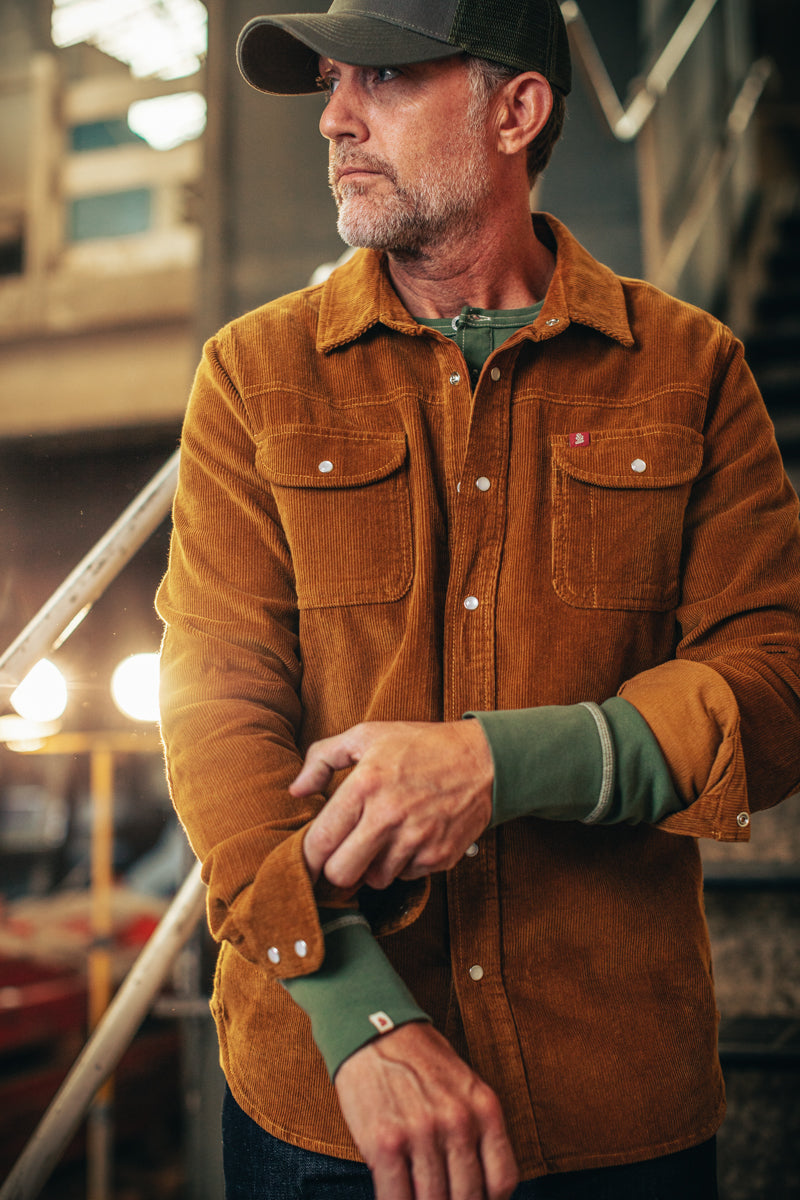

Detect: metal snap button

[318,460,334,474]
[267,947,281,965]
[475,477,491,492]
[545,317,560,326]
[736,812,750,828]
[465,842,479,858]
[490,367,501,382]
[294,940,308,958]
[464,596,479,611]
[449,373,461,385]
[631,459,647,474]
[469,964,485,981]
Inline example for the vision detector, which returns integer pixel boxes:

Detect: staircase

[746,203,800,463]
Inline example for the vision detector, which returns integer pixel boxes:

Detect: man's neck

[385,211,555,318]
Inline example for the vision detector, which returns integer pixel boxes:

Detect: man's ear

[495,72,553,158]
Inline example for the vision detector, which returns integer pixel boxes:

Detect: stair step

[718,1015,800,1065]
[746,324,800,367]
[756,366,800,407]
[755,284,800,322]
[776,210,800,241]
[766,245,800,280]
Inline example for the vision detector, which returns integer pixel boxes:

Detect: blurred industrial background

[0,1,799,1197]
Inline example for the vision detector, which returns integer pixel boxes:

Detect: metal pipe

[87,748,116,1200]
[653,58,773,294]
[562,0,721,142]
[0,449,179,692]
[0,862,206,1200]
[561,2,627,133]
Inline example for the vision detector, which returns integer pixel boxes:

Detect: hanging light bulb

[10,660,68,723]
[111,653,160,722]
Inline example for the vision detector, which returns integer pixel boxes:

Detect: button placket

[446,348,512,723]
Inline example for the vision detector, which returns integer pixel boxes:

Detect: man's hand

[291,720,494,889]
[335,1022,519,1200]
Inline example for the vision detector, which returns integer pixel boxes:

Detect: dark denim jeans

[222,1086,718,1199]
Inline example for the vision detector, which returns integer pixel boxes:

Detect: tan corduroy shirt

[157,214,800,1178]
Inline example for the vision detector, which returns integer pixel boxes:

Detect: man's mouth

[337,165,383,184]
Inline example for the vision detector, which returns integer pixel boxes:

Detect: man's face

[318,55,496,258]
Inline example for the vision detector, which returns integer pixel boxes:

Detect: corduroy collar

[316,213,636,354]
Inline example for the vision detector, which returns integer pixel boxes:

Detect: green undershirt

[281,302,684,1078]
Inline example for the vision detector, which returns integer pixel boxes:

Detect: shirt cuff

[281,910,431,1080]
[467,699,682,826]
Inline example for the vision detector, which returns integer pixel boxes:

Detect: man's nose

[319,79,368,143]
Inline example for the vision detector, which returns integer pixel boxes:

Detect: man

[156,2,800,1198]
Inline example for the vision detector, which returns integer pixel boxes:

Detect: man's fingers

[370,1156,414,1200]
[477,1106,520,1200]
[409,1136,450,1200]
[317,810,404,890]
[289,732,362,796]
[445,1144,493,1200]
[302,790,364,878]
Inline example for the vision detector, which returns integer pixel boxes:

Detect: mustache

[329,148,399,187]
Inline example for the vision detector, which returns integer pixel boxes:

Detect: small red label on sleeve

[569,432,590,447]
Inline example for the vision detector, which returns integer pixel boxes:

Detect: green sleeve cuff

[281,912,430,1080]
[467,698,682,826]
[603,696,683,824]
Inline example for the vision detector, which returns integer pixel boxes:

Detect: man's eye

[376,67,400,83]
[316,74,338,97]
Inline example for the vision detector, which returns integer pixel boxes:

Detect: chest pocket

[256,426,413,609]
[550,425,703,611]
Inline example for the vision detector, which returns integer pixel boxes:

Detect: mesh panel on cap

[451,0,571,92]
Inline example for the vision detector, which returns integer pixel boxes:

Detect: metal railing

[563,0,724,142]
[0,450,179,692]
[0,448,201,1200]
[0,3,773,1196]
[561,0,773,292]
[0,864,206,1200]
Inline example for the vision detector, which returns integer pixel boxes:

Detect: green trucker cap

[237,0,572,96]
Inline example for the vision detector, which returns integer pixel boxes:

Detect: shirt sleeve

[620,335,800,840]
[157,332,428,988]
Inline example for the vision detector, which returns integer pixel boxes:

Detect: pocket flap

[550,425,703,489]
[258,426,408,488]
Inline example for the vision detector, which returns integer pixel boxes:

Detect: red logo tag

[569,432,590,447]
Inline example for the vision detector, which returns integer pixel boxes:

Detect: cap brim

[237,14,459,96]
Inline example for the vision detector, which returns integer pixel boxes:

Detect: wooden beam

[62,139,202,198]
[65,70,205,124]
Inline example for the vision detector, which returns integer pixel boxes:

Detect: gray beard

[330,144,492,259]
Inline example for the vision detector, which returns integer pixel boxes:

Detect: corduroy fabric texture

[157,214,800,1179]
